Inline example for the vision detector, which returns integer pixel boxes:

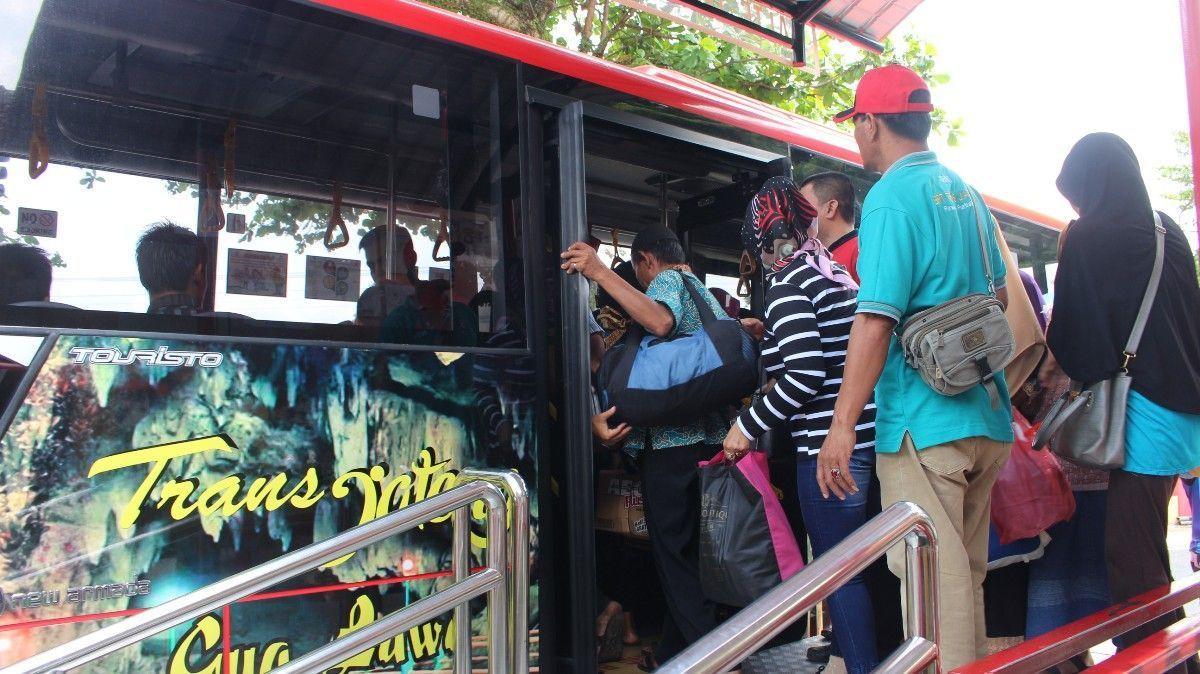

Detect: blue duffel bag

[596,271,759,427]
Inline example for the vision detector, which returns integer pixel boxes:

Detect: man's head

[834,65,933,173]
[630,226,686,288]
[135,222,208,301]
[360,225,417,284]
[799,172,856,234]
[0,244,52,304]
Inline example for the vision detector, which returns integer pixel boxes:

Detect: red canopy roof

[813,0,926,48]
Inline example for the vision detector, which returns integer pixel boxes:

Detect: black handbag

[596,271,758,427]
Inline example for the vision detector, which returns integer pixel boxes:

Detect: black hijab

[1047,133,1200,413]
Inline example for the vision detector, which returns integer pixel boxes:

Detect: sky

[895,0,1196,246]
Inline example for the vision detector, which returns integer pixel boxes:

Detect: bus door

[530,92,788,673]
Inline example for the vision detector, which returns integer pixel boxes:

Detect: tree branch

[595,5,635,57]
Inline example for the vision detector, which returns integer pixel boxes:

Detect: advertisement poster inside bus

[0,334,539,672]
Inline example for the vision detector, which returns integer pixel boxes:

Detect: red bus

[0,1,1069,672]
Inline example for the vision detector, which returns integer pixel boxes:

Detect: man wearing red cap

[817,65,1014,668]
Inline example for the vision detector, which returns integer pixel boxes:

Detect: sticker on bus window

[226,249,287,297]
[16,207,58,238]
[226,212,247,234]
[412,84,440,119]
[304,255,361,302]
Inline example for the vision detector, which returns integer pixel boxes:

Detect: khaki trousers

[878,434,1011,670]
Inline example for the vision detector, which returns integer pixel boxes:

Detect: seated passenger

[0,243,53,305]
[380,277,478,347]
[356,225,419,327]
[135,222,208,315]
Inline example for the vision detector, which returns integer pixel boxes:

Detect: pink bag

[991,410,1076,545]
[698,450,803,606]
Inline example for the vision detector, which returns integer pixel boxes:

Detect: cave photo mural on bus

[0,335,538,673]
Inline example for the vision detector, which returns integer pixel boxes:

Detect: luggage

[1033,214,1166,470]
[697,450,802,607]
[991,410,1075,545]
[596,271,758,427]
[898,190,1015,408]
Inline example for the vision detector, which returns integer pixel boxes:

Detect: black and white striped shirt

[736,255,877,456]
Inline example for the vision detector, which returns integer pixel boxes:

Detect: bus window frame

[0,6,531,352]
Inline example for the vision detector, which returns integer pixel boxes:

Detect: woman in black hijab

[1043,133,1200,668]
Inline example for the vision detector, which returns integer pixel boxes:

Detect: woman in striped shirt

[722,177,880,674]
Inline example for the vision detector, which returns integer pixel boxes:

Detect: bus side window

[0,0,523,349]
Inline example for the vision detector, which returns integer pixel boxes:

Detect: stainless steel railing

[0,471,529,674]
[659,501,941,674]
[461,469,532,674]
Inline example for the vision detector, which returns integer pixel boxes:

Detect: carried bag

[898,190,1016,407]
[991,410,1075,544]
[1033,213,1166,469]
[596,271,758,427]
[698,450,803,607]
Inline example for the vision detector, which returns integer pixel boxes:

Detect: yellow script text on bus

[87,435,488,565]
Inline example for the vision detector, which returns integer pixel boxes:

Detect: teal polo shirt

[856,151,1014,453]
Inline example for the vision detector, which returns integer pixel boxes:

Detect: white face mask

[761,237,798,267]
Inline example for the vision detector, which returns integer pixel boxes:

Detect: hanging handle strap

[223,119,237,195]
[323,182,349,250]
[28,84,49,179]
[737,250,756,298]
[609,229,623,270]
[432,220,451,261]
[1121,212,1166,373]
[199,155,225,232]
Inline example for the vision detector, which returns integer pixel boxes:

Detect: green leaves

[1159,131,1194,216]
[79,168,106,190]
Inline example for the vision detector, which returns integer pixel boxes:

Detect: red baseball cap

[833,65,933,124]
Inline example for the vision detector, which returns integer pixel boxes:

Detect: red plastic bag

[991,410,1076,545]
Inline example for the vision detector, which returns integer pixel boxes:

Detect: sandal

[637,645,660,672]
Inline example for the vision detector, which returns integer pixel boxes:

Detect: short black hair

[0,244,52,304]
[630,227,686,265]
[359,224,416,282]
[135,222,206,294]
[800,171,856,223]
[867,90,933,142]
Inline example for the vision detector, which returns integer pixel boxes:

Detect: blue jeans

[796,449,879,674]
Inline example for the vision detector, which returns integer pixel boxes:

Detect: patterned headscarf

[742,177,858,290]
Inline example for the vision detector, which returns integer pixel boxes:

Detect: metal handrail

[659,501,941,674]
[0,473,526,674]
[461,469,532,674]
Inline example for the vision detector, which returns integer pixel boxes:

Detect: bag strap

[676,270,721,327]
[1121,212,1166,373]
[967,189,998,296]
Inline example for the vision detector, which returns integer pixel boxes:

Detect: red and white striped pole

[1182,0,1200,248]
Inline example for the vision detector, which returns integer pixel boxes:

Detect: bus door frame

[527,87,786,673]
